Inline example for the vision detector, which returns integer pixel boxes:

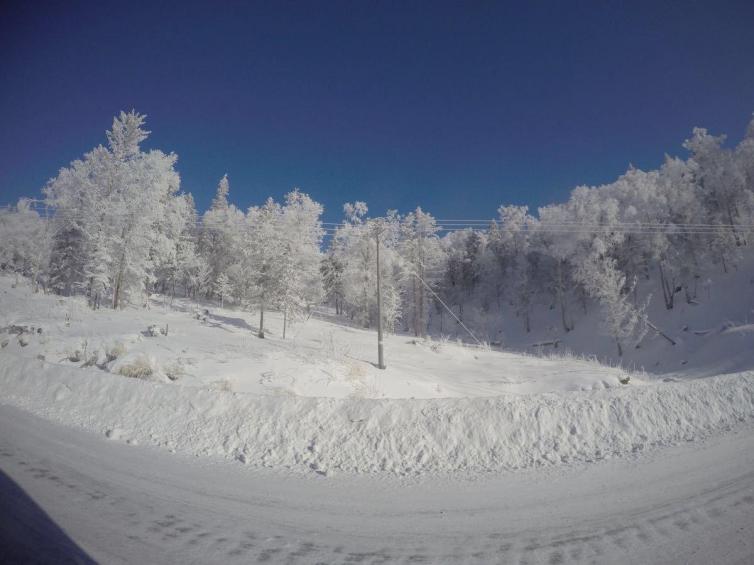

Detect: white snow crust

[2,275,753,476]
[2,352,753,476]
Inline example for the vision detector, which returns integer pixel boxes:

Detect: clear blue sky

[1,1,753,222]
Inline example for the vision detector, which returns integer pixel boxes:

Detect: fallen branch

[531,340,561,349]
[645,319,676,346]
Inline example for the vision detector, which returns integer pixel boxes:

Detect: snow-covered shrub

[476,340,492,352]
[428,335,451,353]
[105,342,127,362]
[68,340,89,362]
[81,354,98,368]
[429,337,444,353]
[144,324,168,337]
[193,309,209,323]
[116,356,154,380]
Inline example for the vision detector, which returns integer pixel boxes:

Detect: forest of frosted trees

[2,110,754,354]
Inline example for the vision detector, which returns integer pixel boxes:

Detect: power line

[9,209,753,231]
[409,267,483,347]
[5,203,754,237]
[10,202,754,227]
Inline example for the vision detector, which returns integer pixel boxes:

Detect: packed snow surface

[3,405,754,564]
[0,275,641,398]
[2,276,754,476]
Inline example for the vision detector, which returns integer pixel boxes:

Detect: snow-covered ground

[0,275,640,400]
[2,405,754,564]
[2,274,754,477]
[2,274,754,562]
[463,254,754,379]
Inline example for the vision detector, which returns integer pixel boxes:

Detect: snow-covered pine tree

[199,175,245,297]
[44,147,109,297]
[48,224,85,296]
[211,174,230,210]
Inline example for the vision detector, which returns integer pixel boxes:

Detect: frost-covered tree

[107,109,149,161]
[44,146,110,296]
[152,193,198,302]
[574,241,648,356]
[331,203,402,331]
[211,174,230,210]
[49,224,86,296]
[647,159,705,307]
[44,111,183,308]
[683,126,750,271]
[0,199,51,290]
[320,254,345,314]
[275,190,324,338]
[186,258,212,302]
[107,134,181,308]
[487,206,536,331]
[436,229,485,325]
[536,184,623,333]
[244,198,284,338]
[199,175,244,296]
[5,109,754,362]
[398,207,444,336]
[214,272,232,308]
[84,226,110,309]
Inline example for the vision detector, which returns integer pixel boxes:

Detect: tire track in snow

[2,406,754,564]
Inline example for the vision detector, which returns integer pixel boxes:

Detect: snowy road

[1,406,754,564]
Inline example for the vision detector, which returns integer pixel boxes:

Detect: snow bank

[2,352,753,476]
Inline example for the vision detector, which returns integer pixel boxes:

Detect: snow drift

[2,352,752,476]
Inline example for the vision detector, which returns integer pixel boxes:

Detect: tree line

[1,111,753,353]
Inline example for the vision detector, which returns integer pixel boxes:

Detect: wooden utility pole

[375,222,386,369]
